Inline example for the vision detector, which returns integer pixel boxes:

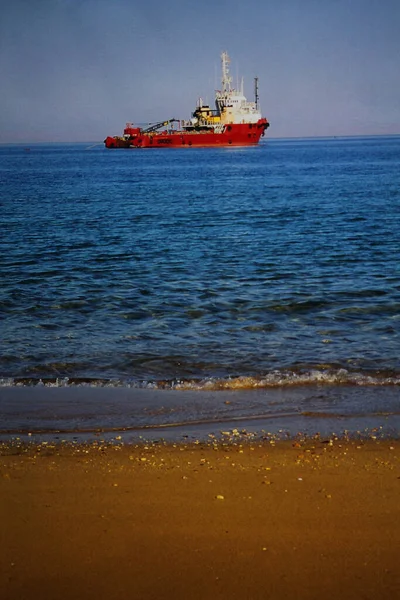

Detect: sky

[0,0,399,142]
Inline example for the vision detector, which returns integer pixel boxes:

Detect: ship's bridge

[216,91,261,124]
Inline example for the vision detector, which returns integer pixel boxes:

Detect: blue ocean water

[1,136,400,438]
[1,137,400,389]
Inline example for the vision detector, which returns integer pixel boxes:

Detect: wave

[1,367,400,389]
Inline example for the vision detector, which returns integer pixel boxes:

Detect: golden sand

[1,438,399,599]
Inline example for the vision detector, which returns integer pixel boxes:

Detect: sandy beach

[1,437,399,600]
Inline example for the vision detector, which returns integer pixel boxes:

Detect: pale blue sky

[1,0,399,142]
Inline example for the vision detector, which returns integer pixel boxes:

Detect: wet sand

[1,438,399,600]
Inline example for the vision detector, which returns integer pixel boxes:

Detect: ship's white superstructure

[215,51,262,124]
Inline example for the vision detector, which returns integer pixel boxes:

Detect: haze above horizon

[1,0,399,143]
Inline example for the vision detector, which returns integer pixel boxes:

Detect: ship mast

[254,76,259,110]
[221,51,232,92]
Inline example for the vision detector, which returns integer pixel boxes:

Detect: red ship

[104,52,269,149]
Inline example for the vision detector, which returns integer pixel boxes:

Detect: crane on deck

[142,119,179,134]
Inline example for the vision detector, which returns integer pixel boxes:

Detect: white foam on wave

[1,369,400,389]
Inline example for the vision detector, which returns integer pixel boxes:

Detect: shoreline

[2,439,399,599]
[1,384,399,444]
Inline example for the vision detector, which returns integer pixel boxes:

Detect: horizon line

[1,133,400,146]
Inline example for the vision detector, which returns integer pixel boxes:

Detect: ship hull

[105,120,269,149]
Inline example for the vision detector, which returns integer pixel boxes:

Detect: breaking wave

[1,368,400,390]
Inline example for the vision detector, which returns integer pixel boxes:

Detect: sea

[1,136,400,441]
